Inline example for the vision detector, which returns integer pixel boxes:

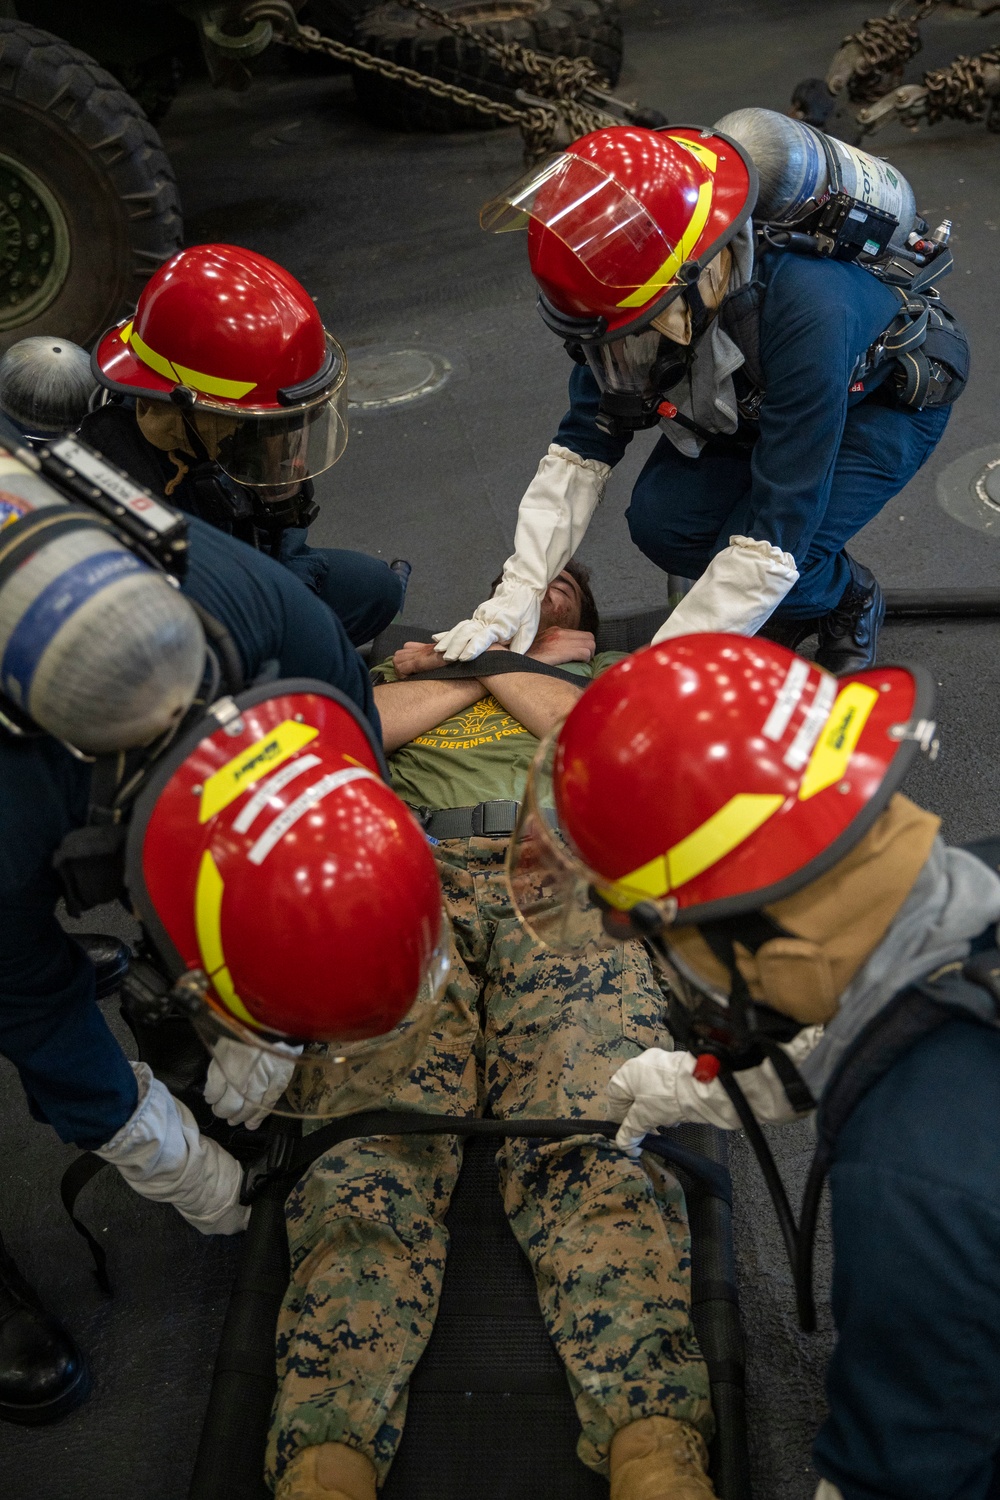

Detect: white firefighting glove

[204,1037,302,1130]
[432,444,611,660]
[651,536,799,643]
[97,1062,249,1234]
[607,1028,823,1156]
[814,1485,843,1500]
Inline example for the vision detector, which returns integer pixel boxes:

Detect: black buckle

[471,800,518,837]
[241,1130,298,1204]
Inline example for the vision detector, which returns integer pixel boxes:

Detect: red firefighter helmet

[482,127,757,340]
[127,680,446,1047]
[93,244,348,489]
[507,634,937,947]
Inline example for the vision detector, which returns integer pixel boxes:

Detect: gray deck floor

[3,2,999,1495]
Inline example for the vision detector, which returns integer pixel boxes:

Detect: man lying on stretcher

[268,564,719,1500]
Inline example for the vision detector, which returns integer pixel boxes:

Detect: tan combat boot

[610,1416,718,1500]
[275,1442,378,1500]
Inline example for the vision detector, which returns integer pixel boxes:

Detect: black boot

[0,1237,90,1425]
[815,555,885,675]
[756,615,820,652]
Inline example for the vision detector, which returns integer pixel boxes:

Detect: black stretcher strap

[242,1110,732,1207]
[397,649,586,688]
[59,1152,112,1295]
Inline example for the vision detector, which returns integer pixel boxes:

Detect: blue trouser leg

[277,529,404,646]
[4,924,139,1149]
[182,519,379,733]
[814,1018,1000,1500]
[787,399,950,618]
[0,900,138,1146]
[625,401,949,618]
[0,738,138,1149]
[626,440,752,582]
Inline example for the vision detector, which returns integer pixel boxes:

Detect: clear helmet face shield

[481,152,680,299]
[506,736,733,1037]
[193,334,349,493]
[188,906,453,1119]
[505,731,679,954]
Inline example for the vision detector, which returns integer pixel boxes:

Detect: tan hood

[650,247,733,347]
[135,399,236,462]
[668,793,942,1025]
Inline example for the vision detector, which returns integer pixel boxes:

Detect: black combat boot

[0,1236,90,1425]
[815,555,885,675]
[757,615,820,652]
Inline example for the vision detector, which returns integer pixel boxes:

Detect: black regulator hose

[718,1069,819,1330]
[885,588,1000,619]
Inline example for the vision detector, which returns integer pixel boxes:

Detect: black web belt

[423,799,520,839]
[421,799,559,840]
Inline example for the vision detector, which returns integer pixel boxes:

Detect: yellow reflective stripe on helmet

[609,792,786,906]
[798,682,879,801]
[128,328,257,400]
[671,136,719,172]
[130,329,181,385]
[616,178,715,309]
[119,320,133,345]
[667,792,785,888]
[199,719,319,823]
[194,849,259,1028]
[620,851,670,899]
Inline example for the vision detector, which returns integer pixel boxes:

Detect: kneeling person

[268,563,716,1500]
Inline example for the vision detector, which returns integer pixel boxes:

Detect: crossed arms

[374,629,596,753]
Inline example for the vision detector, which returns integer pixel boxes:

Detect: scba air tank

[714,107,916,251]
[0,451,205,753]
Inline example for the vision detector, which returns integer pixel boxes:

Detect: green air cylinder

[0,450,205,752]
[715,107,916,250]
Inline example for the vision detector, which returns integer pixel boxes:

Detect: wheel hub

[0,153,71,333]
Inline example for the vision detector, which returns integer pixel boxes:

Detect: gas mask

[552,248,734,439]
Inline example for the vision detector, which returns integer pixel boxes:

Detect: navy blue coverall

[0,519,378,1150]
[557,250,951,619]
[78,403,404,647]
[817,1008,1000,1500]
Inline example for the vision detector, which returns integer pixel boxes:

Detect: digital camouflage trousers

[266,836,712,1491]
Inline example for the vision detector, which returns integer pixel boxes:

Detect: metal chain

[840,14,923,101]
[922,44,1000,120]
[391,0,609,96]
[245,0,619,159]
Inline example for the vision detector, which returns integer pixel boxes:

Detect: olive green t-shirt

[373,652,625,811]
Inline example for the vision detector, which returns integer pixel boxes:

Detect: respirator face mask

[580,328,694,437]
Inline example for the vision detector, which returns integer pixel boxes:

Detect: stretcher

[185,604,754,1500]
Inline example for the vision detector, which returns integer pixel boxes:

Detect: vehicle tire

[351,0,623,133]
[300,0,376,45]
[0,20,182,353]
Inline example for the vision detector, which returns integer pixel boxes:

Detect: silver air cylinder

[0,337,98,439]
[0,451,205,752]
[714,107,916,250]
